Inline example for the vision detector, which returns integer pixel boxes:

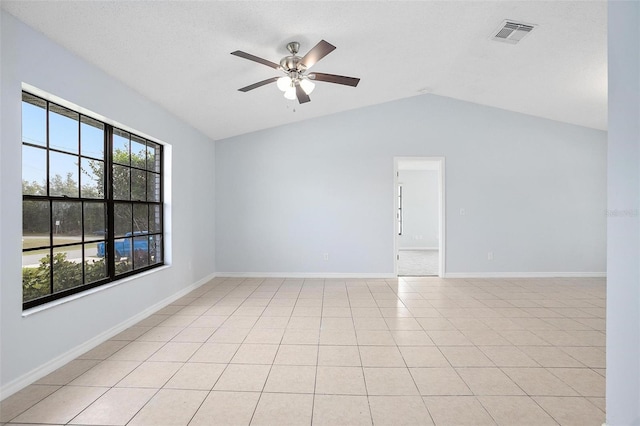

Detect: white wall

[398,170,439,249]
[215,93,606,276]
[0,11,216,396]
[606,1,640,424]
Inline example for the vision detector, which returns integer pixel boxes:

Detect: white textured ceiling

[2,1,607,141]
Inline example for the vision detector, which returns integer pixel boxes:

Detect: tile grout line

[128,276,244,426]
[348,280,375,425]
[309,278,326,426]
[182,276,262,426]
[245,277,296,425]
[385,279,438,426]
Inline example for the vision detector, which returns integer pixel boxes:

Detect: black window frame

[21,91,165,310]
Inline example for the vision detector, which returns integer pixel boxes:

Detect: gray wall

[215,93,606,276]
[0,11,216,395]
[398,170,439,249]
[606,1,640,423]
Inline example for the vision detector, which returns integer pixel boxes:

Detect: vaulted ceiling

[2,1,607,141]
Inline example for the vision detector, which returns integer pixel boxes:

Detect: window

[21,92,164,309]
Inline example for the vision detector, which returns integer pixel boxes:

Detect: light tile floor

[0,277,606,425]
[398,250,439,276]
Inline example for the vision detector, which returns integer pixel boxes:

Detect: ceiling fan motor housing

[280,55,305,73]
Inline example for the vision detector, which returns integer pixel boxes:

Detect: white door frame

[393,157,446,277]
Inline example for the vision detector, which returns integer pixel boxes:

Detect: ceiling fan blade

[295,83,311,104]
[231,50,280,69]
[309,72,360,87]
[238,77,279,92]
[300,40,336,69]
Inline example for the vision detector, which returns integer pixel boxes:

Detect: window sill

[22,264,171,318]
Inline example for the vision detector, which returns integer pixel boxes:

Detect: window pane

[147,172,160,202]
[23,250,51,303]
[150,234,162,265]
[81,158,104,198]
[131,169,146,201]
[22,93,47,147]
[113,165,130,200]
[83,241,98,260]
[22,145,47,195]
[113,129,130,165]
[85,244,107,284]
[23,200,50,249]
[84,202,106,242]
[49,151,79,197]
[94,236,107,258]
[147,142,161,172]
[114,203,132,237]
[115,237,133,274]
[131,135,146,169]
[133,235,150,270]
[133,204,148,233]
[150,205,162,233]
[52,245,83,292]
[81,116,104,159]
[52,201,82,245]
[49,104,79,154]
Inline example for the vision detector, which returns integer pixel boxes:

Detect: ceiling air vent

[492,20,535,44]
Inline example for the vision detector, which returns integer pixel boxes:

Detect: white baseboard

[398,247,439,251]
[0,272,216,401]
[216,272,396,279]
[443,272,606,278]
[217,271,606,279]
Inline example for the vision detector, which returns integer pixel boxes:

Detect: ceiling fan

[231,40,360,104]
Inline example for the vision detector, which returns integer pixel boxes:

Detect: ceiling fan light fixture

[284,85,297,100]
[300,78,315,95]
[276,76,292,92]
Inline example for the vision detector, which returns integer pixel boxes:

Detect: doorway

[394,157,445,277]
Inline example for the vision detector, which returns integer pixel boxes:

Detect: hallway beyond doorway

[394,157,445,278]
[398,249,439,276]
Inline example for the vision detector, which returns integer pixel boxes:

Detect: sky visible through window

[22,99,106,185]
[22,100,47,184]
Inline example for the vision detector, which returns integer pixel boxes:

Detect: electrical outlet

[487,251,494,261]
[460,208,466,216]
[323,253,329,261]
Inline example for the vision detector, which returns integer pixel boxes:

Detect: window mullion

[49,200,54,296]
[78,114,85,285]
[45,100,54,295]
[106,125,116,279]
